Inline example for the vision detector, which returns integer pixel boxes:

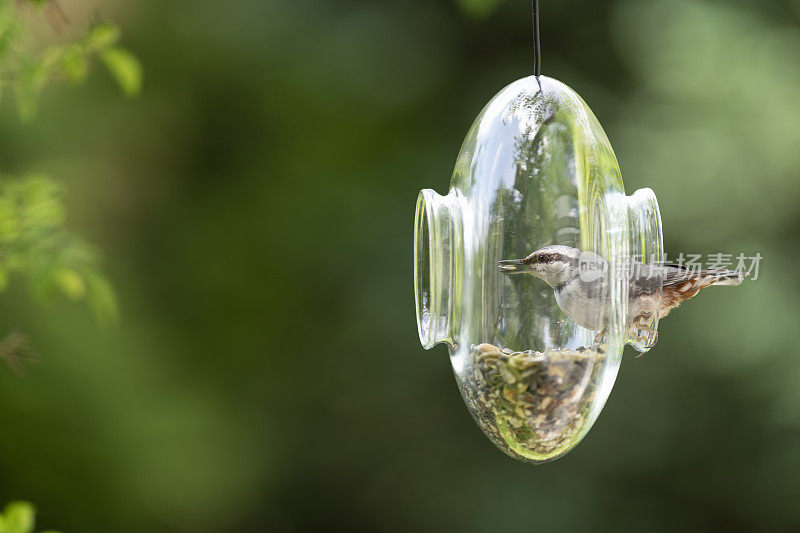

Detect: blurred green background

[0,0,798,531]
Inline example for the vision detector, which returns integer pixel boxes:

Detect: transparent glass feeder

[414,76,664,463]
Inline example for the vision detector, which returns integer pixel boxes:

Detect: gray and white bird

[498,245,745,349]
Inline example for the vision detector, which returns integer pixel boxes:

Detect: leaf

[54,267,86,301]
[0,501,35,533]
[85,270,118,326]
[100,47,142,97]
[59,47,89,84]
[13,57,55,121]
[84,22,120,50]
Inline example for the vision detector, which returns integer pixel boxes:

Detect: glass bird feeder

[414,75,664,463]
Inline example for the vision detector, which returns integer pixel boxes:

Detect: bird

[497,245,745,352]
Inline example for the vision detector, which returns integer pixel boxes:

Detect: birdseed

[460,343,605,462]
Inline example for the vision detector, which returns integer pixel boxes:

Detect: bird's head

[497,245,582,289]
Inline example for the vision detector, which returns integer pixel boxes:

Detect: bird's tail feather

[663,265,747,291]
[704,269,747,286]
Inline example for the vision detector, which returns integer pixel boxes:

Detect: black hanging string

[532,0,541,78]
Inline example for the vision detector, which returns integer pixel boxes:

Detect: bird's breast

[554,281,606,331]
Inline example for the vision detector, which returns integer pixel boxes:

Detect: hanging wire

[532,0,542,78]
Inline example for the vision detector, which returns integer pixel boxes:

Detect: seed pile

[462,343,605,462]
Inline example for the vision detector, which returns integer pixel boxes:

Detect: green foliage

[0,501,60,533]
[0,176,117,324]
[0,0,125,339]
[0,0,141,119]
[0,1,125,524]
[0,2,123,372]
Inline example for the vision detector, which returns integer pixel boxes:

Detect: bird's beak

[497,259,531,274]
